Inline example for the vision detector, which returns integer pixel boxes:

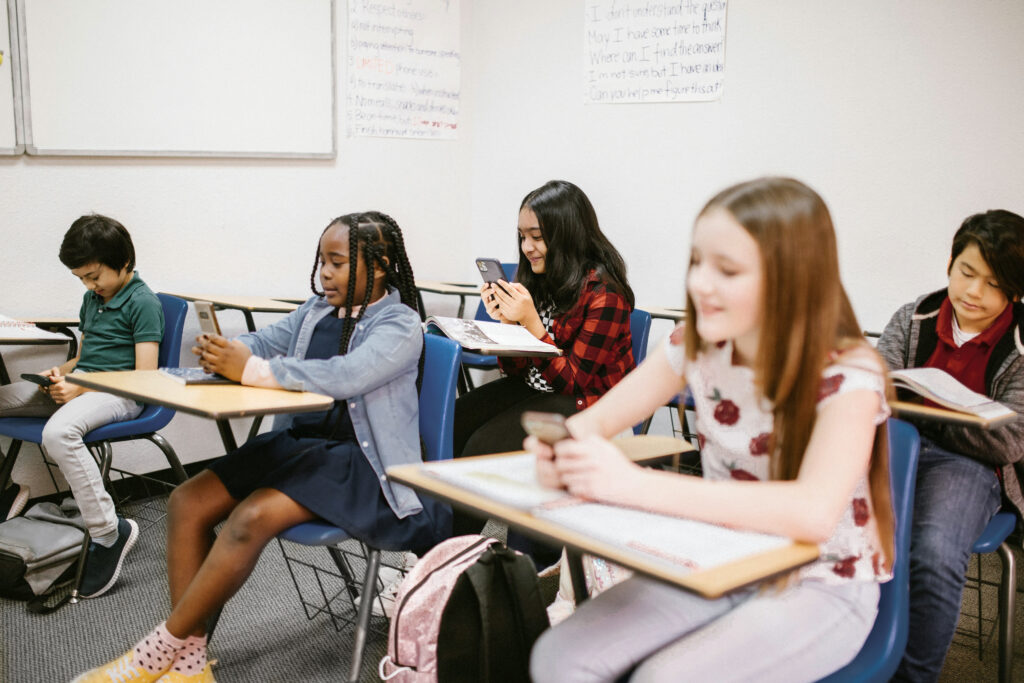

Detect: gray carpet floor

[2,495,1023,683]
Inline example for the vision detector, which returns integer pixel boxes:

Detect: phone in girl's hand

[476,258,511,296]
[194,301,222,336]
[21,372,54,387]
[521,411,570,445]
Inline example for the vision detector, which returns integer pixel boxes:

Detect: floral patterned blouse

[665,336,892,585]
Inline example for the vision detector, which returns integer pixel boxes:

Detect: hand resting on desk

[193,334,252,382]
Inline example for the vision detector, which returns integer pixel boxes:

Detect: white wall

[467,0,1024,337]
[4,1,1024,493]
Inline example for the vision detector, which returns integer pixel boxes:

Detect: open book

[406,449,816,596]
[890,367,1017,428]
[159,367,235,385]
[425,316,561,357]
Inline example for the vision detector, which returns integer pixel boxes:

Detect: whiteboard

[17,0,335,158]
[0,0,22,154]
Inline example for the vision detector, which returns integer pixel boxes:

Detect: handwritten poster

[347,0,461,139]
[584,0,727,104]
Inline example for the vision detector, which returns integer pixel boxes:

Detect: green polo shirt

[76,273,164,373]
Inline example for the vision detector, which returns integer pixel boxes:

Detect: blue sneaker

[79,517,139,598]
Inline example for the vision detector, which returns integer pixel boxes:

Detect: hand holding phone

[194,301,222,337]
[21,372,54,387]
[476,258,511,296]
[521,410,571,445]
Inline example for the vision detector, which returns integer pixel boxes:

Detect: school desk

[891,400,1015,430]
[161,293,299,333]
[415,280,481,319]
[17,317,81,360]
[388,439,819,602]
[0,315,76,385]
[66,370,332,453]
[642,305,686,322]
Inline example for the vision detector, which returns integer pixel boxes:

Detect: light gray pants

[0,380,142,537]
[530,575,879,683]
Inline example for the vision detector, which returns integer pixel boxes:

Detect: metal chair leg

[997,542,1015,683]
[68,530,93,604]
[145,433,188,484]
[348,549,381,683]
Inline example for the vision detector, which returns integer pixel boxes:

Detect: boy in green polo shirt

[0,214,164,598]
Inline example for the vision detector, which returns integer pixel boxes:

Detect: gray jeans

[530,575,879,683]
[0,380,142,537]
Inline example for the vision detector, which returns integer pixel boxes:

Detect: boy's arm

[134,341,159,370]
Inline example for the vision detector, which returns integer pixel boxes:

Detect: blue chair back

[83,293,187,441]
[629,309,652,435]
[819,418,920,682]
[420,334,461,462]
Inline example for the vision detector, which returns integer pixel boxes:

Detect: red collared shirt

[925,297,1013,395]
[498,273,635,410]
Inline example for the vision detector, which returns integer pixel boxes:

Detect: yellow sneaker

[154,662,216,683]
[70,650,169,683]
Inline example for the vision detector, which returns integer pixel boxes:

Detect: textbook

[425,316,561,357]
[392,450,818,598]
[890,367,1017,428]
[159,367,235,385]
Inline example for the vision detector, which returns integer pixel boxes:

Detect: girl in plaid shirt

[452,180,636,563]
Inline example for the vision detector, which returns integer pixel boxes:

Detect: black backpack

[0,499,86,613]
[381,535,550,682]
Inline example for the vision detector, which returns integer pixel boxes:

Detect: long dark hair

[515,180,634,315]
[309,211,422,383]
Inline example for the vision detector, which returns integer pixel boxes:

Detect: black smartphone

[21,372,54,387]
[476,258,511,296]
[521,411,571,445]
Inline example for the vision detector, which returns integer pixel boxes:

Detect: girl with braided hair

[74,212,446,683]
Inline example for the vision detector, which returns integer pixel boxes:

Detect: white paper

[347,0,461,139]
[584,0,728,104]
[426,316,559,354]
[0,315,70,341]
[891,368,1015,420]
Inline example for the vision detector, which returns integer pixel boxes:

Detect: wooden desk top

[415,280,481,296]
[891,400,1014,429]
[0,316,74,344]
[162,293,299,313]
[67,370,333,420]
[389,449,818,599]
[641,305,686,321]
[16,317,80,327]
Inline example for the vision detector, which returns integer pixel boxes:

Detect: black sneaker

[0,483,30,520]
[79,517,139,598]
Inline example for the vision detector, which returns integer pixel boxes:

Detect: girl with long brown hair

[528,177,895,682]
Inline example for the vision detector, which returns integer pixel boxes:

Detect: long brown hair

[685,177,894,570]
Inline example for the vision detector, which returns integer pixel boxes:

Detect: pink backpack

[379,535,548,682]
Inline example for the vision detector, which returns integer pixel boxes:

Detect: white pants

[530,575,879,683]
[0,380,142,537]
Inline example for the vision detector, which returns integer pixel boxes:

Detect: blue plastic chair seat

[972,512,1016,554]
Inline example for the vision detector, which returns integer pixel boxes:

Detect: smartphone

[21,372,54,387]
[521,411,571,445]
[476,258,511,296]
[194,301,222,336]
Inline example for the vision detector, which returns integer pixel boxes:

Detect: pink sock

[170,634,209,674]
[132,622,187,674]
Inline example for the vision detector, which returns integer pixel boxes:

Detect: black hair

[515,180,634,315]
[949,210,1024,300]
[59,214,136,272]
[309,211,422,385]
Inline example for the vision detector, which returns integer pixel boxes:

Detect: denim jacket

[237,290,425,519]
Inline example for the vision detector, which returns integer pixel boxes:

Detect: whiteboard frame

[16,0,336,159]
[1,0,24,154]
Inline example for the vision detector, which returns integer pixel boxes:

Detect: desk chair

[629,308,652,435]
[276,334,461,683]
[819,418,920,682]
[0,294,188,601]
[958,511,1016,683]
[460,262,517,391]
